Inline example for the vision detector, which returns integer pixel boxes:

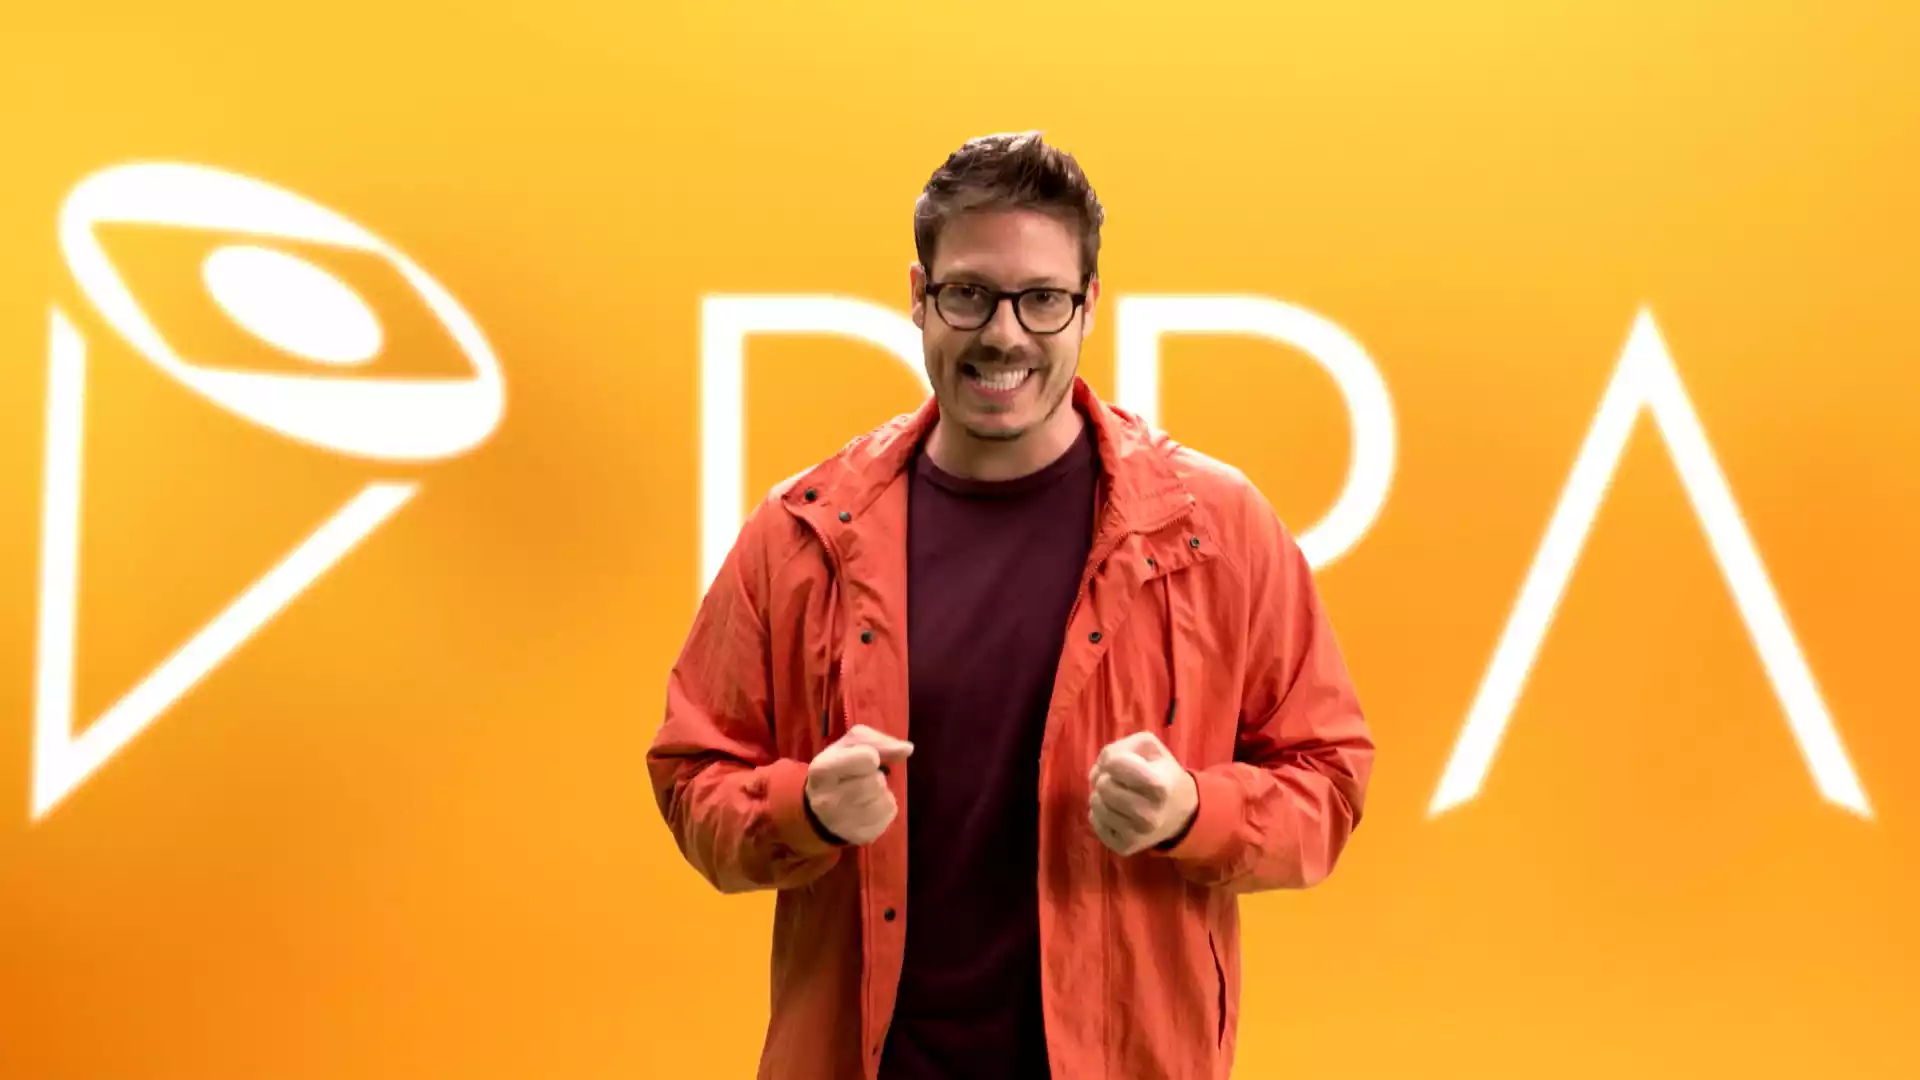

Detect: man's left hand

[1087,731,1199,856]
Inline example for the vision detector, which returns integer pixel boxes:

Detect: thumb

[1112,729,1168,762]
[844,724,915,761]
[812,742,882,782]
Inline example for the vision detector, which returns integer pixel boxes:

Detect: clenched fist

[1087,731,1199,856]
[805,724,913,846]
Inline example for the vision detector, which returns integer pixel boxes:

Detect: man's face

[911,208,1099,442]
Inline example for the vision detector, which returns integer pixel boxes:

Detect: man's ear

[908,262,928,330]
[1081,274,1101,338]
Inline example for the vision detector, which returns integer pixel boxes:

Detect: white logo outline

[31,162,505,821]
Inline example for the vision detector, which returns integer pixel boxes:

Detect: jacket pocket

[1208,930,1227,1049]
[817,655,841,743]
[1158,569,1232,770]
[807,565,848,753]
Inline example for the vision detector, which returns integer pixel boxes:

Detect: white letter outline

[698,295,928,595]
[1429,310,1869,819]
[1114,295,1396,570]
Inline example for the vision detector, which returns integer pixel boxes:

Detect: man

[649,131,1374,1080]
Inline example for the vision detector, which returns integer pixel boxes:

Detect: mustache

[957,343,1043,369]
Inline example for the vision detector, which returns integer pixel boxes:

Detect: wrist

[803,788,848,846]
[1155,771,1201,850]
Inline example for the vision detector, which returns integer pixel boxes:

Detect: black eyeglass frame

[921,276,1090,335]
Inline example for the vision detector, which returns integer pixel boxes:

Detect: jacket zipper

[1061,534,1125,637]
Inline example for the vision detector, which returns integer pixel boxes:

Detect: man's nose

[979,297,1028,350]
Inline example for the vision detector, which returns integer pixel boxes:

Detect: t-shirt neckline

[914,421,1097,499]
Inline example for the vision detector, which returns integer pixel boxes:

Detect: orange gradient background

[2,2,1917,1077]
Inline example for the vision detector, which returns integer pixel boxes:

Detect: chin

[960,418,1033,443]
[956,396,1045,439]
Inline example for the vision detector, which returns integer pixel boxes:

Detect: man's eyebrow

[939,269,1077,289]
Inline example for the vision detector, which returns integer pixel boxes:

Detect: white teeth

[973,368,1032,392]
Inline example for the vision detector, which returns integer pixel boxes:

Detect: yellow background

[3,2,1917,1076]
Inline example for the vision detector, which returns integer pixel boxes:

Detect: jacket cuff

[1158,767,1242,865]
[765,757,841,859]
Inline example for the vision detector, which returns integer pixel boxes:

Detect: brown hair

[913,131,1105,284]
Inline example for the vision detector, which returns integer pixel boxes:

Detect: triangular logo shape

[29,162,507,821]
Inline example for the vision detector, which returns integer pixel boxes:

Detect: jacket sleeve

[1157,490,1375,892]
[646,496,843,894]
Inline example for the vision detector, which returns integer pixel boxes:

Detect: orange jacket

[649,380,1374,1079]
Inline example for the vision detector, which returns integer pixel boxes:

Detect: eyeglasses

[924,279,1087,335]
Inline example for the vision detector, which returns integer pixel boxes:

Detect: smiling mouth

[962,363,1034,393]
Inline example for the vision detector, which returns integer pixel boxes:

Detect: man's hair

[913,131,1105,284]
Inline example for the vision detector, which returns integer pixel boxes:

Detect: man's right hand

[804,724,913,846]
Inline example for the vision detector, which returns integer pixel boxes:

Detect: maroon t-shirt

[878,422,1099,1080]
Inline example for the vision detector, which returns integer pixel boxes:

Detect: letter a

[1429,309,1870,819]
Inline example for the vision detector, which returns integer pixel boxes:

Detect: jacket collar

[783,377,1194,536]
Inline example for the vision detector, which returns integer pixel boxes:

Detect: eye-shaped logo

[32,162,506,821]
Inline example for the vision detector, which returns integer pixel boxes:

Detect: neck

[924,402,1086,482]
